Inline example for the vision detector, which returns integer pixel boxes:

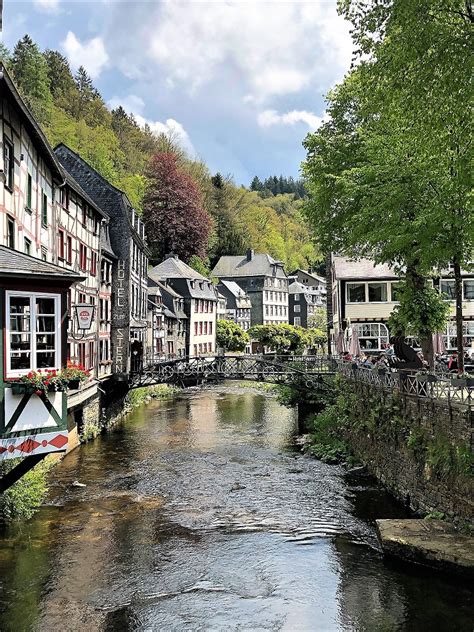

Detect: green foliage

[12,35,52,125]
[126,384,181,408]
[0,457,53,521]
[388,279,451,339]
[424,511,446,521]
[250,175,306,199]
[308,306,327,331]
[303,1,472,357]
[188,255,212,278]
[248,323,313,354]
[216,319,249,352]
[306,404,350,464]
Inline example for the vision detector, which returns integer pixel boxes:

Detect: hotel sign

[113,260,129,375]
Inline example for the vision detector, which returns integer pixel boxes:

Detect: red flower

[35,389,43,396]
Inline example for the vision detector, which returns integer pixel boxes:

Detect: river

[0,386,472,631]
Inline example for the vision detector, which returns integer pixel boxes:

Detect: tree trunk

[453,257,465,373]
[406,265,434,369]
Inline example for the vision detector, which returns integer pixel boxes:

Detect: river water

[0,386,472,631]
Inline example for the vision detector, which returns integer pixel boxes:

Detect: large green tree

[304,0,473,367]
[216,320,249,352]
[11,35,52,124]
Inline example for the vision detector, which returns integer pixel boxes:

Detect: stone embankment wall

[341,381,473,524]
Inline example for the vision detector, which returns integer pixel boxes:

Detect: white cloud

[258,109,327,130]
[107,94,195,156]
[61,31,108,79]
[34,0,60,13]
[107,1,352,102]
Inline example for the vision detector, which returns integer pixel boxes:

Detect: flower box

[10,382,36,396]
[416,374,437,383]
[451,377,474,388]
[67,379,81,390]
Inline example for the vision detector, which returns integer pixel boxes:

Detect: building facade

[331,255,474,353]
[212,250,288,326]
[54,144,149,378]
[149,256,217,357]
[217,280,252,331]
[288,280,324,328]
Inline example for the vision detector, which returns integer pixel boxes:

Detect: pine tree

[250,176,263,191]
[43,50,79,113]
[11,35,53,124]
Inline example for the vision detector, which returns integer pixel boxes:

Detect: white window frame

[353,322,389,351]
[346,282,366,303]
[294,293,300,301]
[294,304,301,313]
[294,316,301,326]
[6,291,61,377]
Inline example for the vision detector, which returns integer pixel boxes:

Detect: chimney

[246,249,254,261]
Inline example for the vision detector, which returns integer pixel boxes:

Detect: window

[194,345,198,356]
[24,237,31,256]
[90,251,97,276]
[347,283,366,303]
[199,322,203,335]
[7,216,15,249]
[194,322,198,336]
[58,230,65,260]
[26,173,32,211]
[294,304,301,313]
[294,316,301,326]
[353,323,389,351]
[209,321,213,335]
[66,236,73,265]
[4,137,14,190]
[7,292,61,376]
[294,293,300,302]
[41,191,48,226]
[463,280,474,300]
[41,247,47,261]
[78,343,85,368]
[88,341,95,370]
[79,243,87,270]
[368,282,388,302]
[60,187,69,210]
[81,204,87,226]
[440,279,455,300]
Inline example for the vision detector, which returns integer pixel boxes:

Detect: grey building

[290,268,327,295]
[55,144,149,378]
[148,277,187,359]
[217,280,252,331]
[212,250,288,326]
[288,280,324,328]
[149,256,217,357]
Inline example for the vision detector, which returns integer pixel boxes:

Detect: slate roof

[289,281,321,295]
[150,257,208,281]
[212,253,286,278]
[0,246,84,281]
[290,269,327,285]
[333,256,398,280]
[219,279,248,298]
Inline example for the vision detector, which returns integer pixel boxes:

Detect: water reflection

[0,386,472,631]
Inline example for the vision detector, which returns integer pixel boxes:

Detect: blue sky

[4,0,353,185]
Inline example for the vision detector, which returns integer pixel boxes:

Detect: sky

[3,0,353,185]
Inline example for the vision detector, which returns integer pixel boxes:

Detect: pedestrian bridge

[129,355,336,390]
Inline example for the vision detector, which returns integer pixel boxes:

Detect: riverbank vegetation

[125,384,182,409]
[0,458,54,521]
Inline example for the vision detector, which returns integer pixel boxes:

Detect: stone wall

[341,381,473,524]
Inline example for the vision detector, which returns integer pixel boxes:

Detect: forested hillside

[1,35,320,271]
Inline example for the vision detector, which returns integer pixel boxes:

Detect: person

[448,352,458,372]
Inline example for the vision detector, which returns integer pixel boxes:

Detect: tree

[303,1,472,367]
[248,324,310,354]
[188,255,212,278]
[11,35,52,124]
[250,176,263,191]
[143,152,212,262]
[216,320,249,352]
[308,306,327,331]
[208,173,247,265]
[43,50,79,114]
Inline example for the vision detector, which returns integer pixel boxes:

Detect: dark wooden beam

[0,454,47,493]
